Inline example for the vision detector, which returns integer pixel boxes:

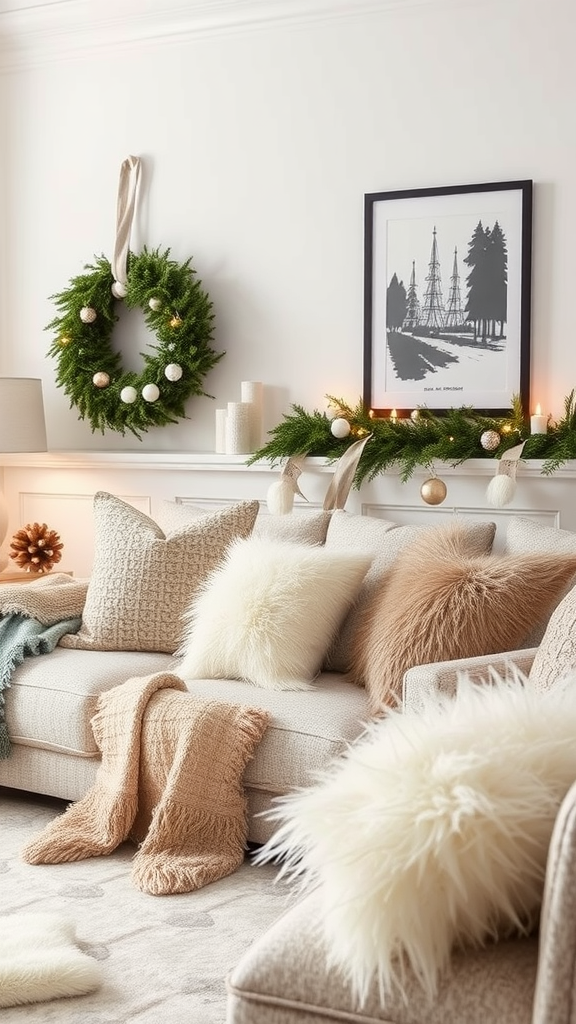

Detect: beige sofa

[2,505,576,849]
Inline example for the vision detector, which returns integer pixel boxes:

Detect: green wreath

[47,246,221,437]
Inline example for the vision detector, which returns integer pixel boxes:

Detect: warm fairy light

[390,408,398,422]
[502,423,512,433]
[368,409,375,419]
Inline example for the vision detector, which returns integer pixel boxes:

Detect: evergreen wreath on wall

[248,391,576,488]
[46,155,221,438]
[47,247,219,438]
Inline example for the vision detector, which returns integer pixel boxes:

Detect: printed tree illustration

[464,219,508,342]
[403,261,420,330]
[444,247,465,328]
[386,273,407,330]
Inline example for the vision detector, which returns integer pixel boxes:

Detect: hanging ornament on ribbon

[486,441,526,507]
[420,475,447,505]
[266,458,308,514]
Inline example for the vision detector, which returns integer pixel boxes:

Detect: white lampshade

[0,377,47,571]
[0,377,47,452]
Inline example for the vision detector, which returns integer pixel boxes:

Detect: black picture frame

[363,179,533,418]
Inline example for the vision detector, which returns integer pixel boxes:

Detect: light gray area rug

[0,787,291,1022]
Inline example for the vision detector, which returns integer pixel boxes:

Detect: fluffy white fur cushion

[256,671,576,1002]
[176,536,370,690]
[0,913,101,1007]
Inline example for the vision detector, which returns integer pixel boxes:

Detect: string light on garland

[247,391,576,491]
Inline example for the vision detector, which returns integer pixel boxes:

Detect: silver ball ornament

[92,371,110,389]
[480,429,501,451]
[120,385,138,404]
[80,306,97,324]
[330,417,351,439]
[164,363,183,382]
[142,383,160,403]
[420,477,447,505]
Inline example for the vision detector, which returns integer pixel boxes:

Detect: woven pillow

[258,671,576,1003]
[349,521,576,713]
[324,512,496,672]
[60,492,259,654]
[176,536,371,690]
[529,583,576,693]
[252,509,332,546]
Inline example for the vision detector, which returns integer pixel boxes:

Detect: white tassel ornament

[266,459,307,514]
[486,441,526,508]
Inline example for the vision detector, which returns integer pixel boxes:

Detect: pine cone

[9,522,64,574]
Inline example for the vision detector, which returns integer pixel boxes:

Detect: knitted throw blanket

[0,574,88,758]
[22,672,270,896]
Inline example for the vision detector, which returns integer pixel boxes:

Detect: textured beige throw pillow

[350,522,576,713]
[60,492,259,654]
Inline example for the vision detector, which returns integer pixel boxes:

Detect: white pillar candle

[225,401,252,454]
[530,404,548,434]
[215,408,227,453]
[240,380,264,450]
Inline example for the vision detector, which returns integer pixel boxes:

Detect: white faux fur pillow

[176,537,370,690]
[257,671,576,1002]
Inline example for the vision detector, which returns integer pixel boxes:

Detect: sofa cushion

[349,522,576,712]
[227,892,538,1024]
[59,492,259,654]
[252,509,332,545]
[323,512,496,672]
[176,536,370,690]
[5,653,370,845]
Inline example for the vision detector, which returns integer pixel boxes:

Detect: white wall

[0,0,574,455]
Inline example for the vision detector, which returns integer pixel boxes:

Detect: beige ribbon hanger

[111,155,142,291]
[323,433,372,511]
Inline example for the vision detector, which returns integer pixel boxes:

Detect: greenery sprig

[248,391,576,488]
[47,247,220,438]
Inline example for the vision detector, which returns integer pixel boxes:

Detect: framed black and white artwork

[363,180,533,417]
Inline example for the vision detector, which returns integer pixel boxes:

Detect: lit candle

[530,404,548,434]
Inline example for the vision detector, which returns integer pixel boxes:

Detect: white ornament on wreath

[80,306,97,324]
[92,371,110,389]
[330,417,351,439]
[480,429,501,451]
[142,383,160,402]
[164,363,183,382]
[120,385,138,404]
[148,297,162,311]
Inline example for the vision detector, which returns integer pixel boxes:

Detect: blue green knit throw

[0,613,81,758]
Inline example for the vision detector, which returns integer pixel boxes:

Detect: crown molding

[0,0,457,71]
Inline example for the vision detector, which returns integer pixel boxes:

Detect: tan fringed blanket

[22,672,270,895]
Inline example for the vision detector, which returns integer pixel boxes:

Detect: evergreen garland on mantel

[248,391,576,488]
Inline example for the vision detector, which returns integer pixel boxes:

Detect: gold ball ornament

[169,315,183,328]
[480,429,501,451]
[92,371,110,388]
[80,306,97,324]
[420,477,447,505]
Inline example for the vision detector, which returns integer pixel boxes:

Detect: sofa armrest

[533,779,576,1024]
[402,648,539,712]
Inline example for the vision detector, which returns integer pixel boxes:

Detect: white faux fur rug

[0,912,101,1008]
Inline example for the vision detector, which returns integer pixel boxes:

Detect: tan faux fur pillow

[350,523,576,713]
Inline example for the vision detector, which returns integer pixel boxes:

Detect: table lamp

[0,377,48,572]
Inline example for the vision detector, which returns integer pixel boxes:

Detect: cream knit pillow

[60,492,259,654]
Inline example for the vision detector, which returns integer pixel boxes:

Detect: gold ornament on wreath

[9,523,63,574]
